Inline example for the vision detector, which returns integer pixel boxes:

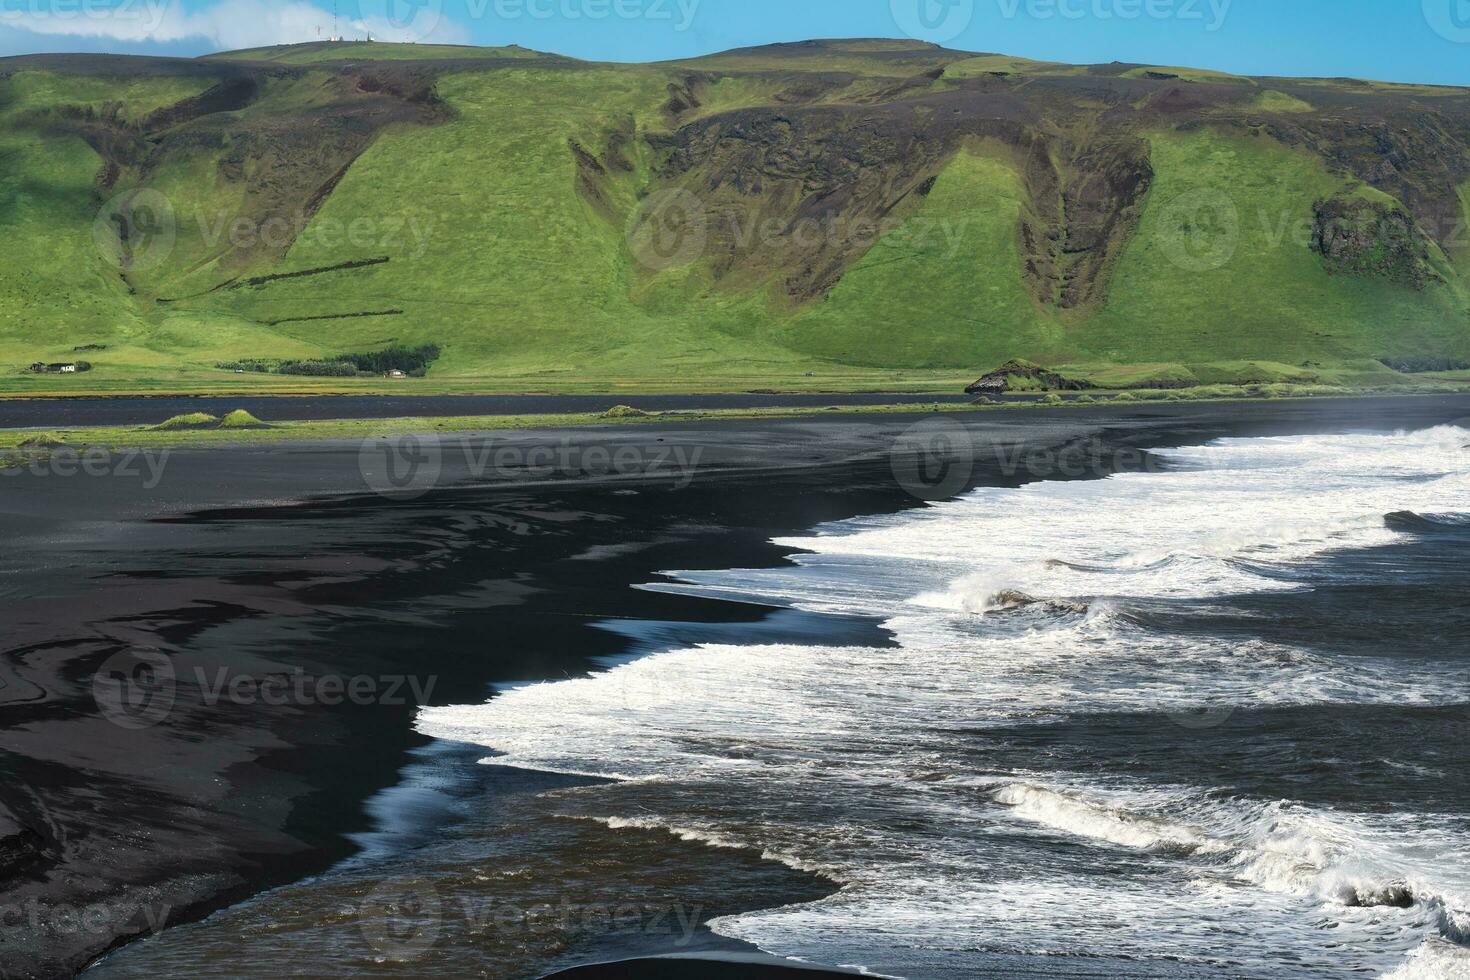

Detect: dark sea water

[88,424,1470,979]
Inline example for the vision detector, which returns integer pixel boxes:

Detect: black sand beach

[2,396,1468,979]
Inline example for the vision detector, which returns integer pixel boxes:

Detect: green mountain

[3,38,1469,392]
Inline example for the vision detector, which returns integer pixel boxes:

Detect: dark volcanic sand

[1,397,1467,979]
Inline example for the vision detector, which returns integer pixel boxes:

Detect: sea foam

[419,424,1470,979]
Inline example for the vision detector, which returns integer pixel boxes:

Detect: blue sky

[2,0,1468,86]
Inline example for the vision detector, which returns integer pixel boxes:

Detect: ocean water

[420,425,1470,979]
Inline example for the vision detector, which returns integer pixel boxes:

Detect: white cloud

[0,0,467,51]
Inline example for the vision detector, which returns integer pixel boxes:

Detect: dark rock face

[10,39,1470,334]
[1020,136,1155,311]
[1311,196,1443,288]
[615,57,1470,319]
[966,359,1086,394]
[13,61,444,276]
[645,89,1037,303]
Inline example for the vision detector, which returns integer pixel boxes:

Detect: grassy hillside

[1,40,1469,394]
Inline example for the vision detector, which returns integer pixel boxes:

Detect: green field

[6,382,1444,462]
[2,40,1469,396]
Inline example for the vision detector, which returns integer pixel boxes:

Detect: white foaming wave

[419,628,1470,975]
[577,816,843,878]
[417,426,1470,978]
[584,816,756,854]
[991,779,1470,956]
[1384,940,1470,980]
[752,426,1470,613]
[991,783,1228,855]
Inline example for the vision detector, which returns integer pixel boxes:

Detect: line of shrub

[217,344,441,378]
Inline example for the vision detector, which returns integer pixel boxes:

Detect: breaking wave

[420,424,1470,979]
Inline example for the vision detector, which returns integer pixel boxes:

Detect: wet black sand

[2,396,1467,979]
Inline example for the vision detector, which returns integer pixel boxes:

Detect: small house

[386,369,407,380]
[59,364,76,373]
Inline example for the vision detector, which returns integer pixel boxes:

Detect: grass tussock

[18,431,67,448]
[601,405,652,419]
[218,409,272,429]
[149,412,220,431]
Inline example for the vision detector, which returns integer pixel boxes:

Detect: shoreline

[540,953,873,979]
[4,396,1469,978]
[2,389,1466,457]
[0,392,978,431]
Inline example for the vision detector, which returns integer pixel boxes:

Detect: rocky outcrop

[966,360,1087,394]
[1311,195,1443,288]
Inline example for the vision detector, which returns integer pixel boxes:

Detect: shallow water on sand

[421,425,1470,979]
